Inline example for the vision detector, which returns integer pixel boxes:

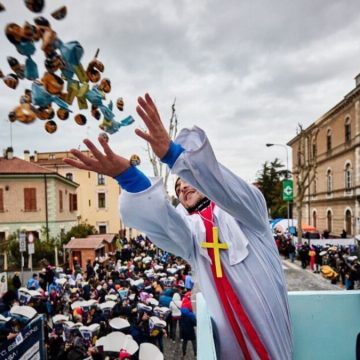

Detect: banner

[0,315,46,360]
[0,272,7,297]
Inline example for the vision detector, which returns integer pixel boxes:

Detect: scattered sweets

[2,2,135,135]
[51,6,67,20]
[99,132,109,143]
[45,120,57,133]
[130,154,141,166]
[74,113,87,126]
[0,3,5,12]
[24,0,45,14]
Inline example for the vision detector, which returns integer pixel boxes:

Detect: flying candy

[2,2,134,135]
[130,154,141,167]
[51,6,67,20]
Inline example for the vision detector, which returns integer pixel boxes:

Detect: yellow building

[288,74,360,237]
[28,150,124,235]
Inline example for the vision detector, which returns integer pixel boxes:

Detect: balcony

[197,290,360,360]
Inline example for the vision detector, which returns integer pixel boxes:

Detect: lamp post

[266,143,291,231]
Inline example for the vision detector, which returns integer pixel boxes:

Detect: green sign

[282,179,293,201]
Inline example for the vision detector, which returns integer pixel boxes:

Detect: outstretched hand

[136,93,171,159]
[63,136,130,177]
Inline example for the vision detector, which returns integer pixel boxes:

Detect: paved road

[282,258,343,291]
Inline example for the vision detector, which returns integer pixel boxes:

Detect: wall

[196,291,360,360]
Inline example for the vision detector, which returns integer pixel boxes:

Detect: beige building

[0,147,78,268]
[29,150,124,235]
[288,74,360,237]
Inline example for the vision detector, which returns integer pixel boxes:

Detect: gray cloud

[1,0,360,183]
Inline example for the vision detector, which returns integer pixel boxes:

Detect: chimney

[355,73,360,87]
[5,147,14,160]
[24,150,30,162]
[34,151,38,162]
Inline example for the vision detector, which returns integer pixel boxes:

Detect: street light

[266,143,291,231]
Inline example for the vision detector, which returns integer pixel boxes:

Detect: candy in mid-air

[14,103,37,123]
[91,105,101,120]
[45,120,57,134]
[130,154,141,166]
[57,108,69,120]
[74,114,87,125]
[7,57,25,79]
[24,0,45,13]
[116,97,124,111]
[20,89,32,104]
[99,132,109,143]
[51,6,67,20]
[98,78,111,93]
[3,74,19,89]
[0,2,5,11]
[36,106,54,120]
[5,23,25,45]
[45,54,63,73]
[42,72,64,95]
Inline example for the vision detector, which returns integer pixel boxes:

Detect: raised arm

[135,94,269,235]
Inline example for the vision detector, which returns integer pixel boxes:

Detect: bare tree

[293,124,319,244]
[147,98,178,192]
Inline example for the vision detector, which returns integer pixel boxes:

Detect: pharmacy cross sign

[282,179,293,202]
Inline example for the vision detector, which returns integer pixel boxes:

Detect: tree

[256,158,288,218]
[62,221,97,245]
[293,124,319,244]
[146,99,178,192]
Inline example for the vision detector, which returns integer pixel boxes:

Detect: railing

[196,291,360,360]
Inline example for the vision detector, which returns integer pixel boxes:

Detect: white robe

[120,127,293,360]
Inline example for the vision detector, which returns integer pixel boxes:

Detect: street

[282,258,342,291]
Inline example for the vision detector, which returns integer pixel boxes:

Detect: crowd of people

[274,231,360,290]
[0,235,197,359]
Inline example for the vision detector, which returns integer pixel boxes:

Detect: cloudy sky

[1,0,360,186]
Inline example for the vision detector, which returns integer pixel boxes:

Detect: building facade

[288,75,360,237]
[0,148,79,267]
[29,150,123,234]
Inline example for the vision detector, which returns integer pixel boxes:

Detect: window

[312,211,317,228]
[312,143,317,160]
[345,210,352,235]
[59,190,63,212]
[326,129,332,151]
[97,174,105,185]
[66,173,73,181]
[24,188,37,211]
[312,179,317,196]
[98,193,106,208]
[89,199,91,207]
[99,225,107,234]
[345,118,351,143]
[69,193,77,212]
[0,189,3,212]
[327,210,332,233]
[48,153,55,160]
[345,164,352,192]
[326,170,332,195]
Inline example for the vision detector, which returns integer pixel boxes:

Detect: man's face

[175,179,205,210]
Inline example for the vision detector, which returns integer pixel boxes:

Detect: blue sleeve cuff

[161,141,185,168]
[114,166,151,193]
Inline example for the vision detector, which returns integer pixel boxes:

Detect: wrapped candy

[3,74,19,89]
[130,155,141,166]
[45,120,57,133]
[51,6,67,20]
[24,0,45,13]
[2,2,135,135]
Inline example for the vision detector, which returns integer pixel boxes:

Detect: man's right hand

[63,135,130,177]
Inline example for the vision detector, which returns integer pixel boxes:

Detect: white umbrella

[139,342,164,360]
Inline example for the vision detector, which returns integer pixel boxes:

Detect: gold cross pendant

[201,226,229,278]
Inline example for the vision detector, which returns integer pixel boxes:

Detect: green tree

[256,158,288,218]
[63,221,97,245]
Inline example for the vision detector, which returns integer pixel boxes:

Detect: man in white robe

[65,93,293,360]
